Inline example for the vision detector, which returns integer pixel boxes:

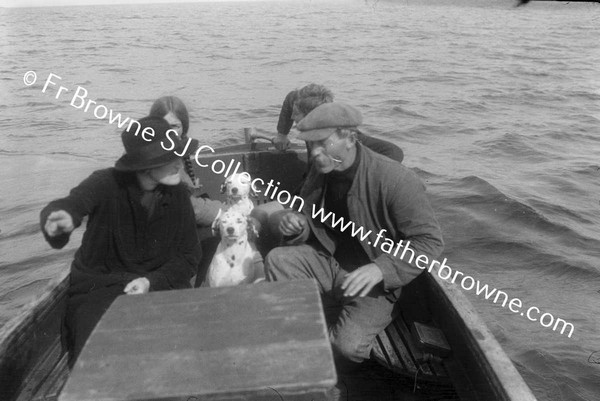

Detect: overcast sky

[1,0,274,8]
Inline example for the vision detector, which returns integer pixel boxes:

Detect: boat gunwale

[0,270,70,400]
[426,272,537,400]
[0,270,69,349]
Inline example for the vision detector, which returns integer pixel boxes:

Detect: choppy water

[1,0,599,399]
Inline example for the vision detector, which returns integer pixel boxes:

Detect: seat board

[59,280,336,401]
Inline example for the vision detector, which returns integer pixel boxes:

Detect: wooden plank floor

[370,312,458,400]
[334,360,460,401]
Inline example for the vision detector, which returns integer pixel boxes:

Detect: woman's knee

[66,289,120,363]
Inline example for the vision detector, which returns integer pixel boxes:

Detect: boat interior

[0,141,537,401]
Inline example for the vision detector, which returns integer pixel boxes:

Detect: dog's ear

[220,180,227,194]
[248,181,258,199]
[249,183,258,198]
[247,216,260,240]
[243,173,259,198]
[211,208,223,236]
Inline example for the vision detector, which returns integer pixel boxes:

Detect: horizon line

[0,0,301,9]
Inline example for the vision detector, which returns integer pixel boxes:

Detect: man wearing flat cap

[40,116,200,364]
[273,83,404,164]
[266,103,444,370]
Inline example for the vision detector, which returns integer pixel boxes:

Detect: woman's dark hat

[115,116,186,171]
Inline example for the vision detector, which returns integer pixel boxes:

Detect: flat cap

[296,102,363,141]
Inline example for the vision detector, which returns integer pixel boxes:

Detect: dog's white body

[206,209,264,287]
[222,173,255,216]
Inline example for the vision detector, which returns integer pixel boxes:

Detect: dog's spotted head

[213,209,248,241]
[212,209,260,243]
[220,172,254,201]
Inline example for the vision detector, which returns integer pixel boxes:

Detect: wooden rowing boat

[0,137,538,400]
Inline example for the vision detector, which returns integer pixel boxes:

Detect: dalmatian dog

[221,172,255,216]
[206,209,264,287]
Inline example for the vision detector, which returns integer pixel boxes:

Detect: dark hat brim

[114,151,181,172]
[114,139,187,171]
[116,115,191,171]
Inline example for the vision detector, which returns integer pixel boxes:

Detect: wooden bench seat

[59,280,336,401]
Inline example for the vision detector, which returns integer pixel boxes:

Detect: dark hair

[149,96,190,137]
[149,96,196,184]
[295,84,334,115]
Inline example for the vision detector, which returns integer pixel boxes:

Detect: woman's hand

[124,277,150,295]
[44,210,74,237]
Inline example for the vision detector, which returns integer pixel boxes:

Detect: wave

[412,166,442,181]
[22,101,56,108]
[381,99,410,106]
[0,249,72,276]
[473,132,550,161]
[400,124,452,142]
[566,90,600,101]
[99,68,130,73]
[436,175,600,277]
[572,164,600,177]
[448,175,577,233]
[390,106,428,119]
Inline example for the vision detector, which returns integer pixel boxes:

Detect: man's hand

[279,212,307,236]
[124,277,150,295]
[272,133,290,151]
[341,263,383,297]
[44,210,75,237]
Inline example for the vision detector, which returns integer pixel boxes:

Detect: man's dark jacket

[287,144,444,298]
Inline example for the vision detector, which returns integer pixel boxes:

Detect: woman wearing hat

[40,116,200,364]
[149,96,222,227]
